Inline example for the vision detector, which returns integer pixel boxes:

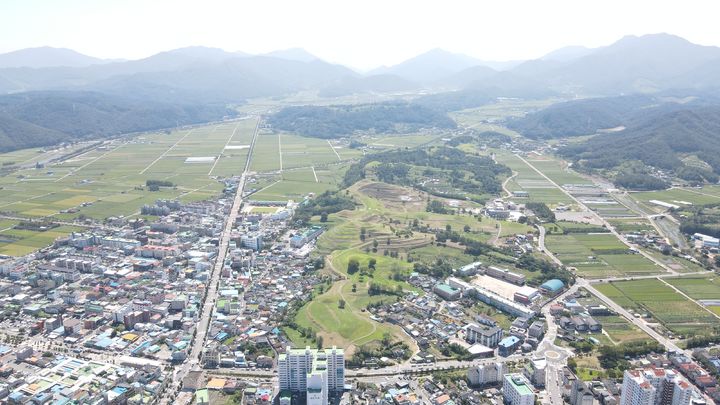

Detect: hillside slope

[0,91,232,152]
[559,107,720,177]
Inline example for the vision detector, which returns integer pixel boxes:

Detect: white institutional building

[503,373,535,405]
[277,346,345,405]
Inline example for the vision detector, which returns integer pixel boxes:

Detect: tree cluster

[268,102,456,139]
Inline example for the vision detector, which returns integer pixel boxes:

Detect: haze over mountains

[2,33,720,157]
[2,33,720,99]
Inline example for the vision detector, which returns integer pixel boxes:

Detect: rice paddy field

[0,119,264,255]
[595,279,719,336]
[665,275,720,301]
[544,232,662,278]
[575,289,651,345]
[494,151,573,206]
[450,98,558,131]
[0,120,260,220]
[0,224,82,256]
[525,157,590,186]
[630,187,720,210]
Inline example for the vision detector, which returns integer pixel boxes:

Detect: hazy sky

[2,0,719,70]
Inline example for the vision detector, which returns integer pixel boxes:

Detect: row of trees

[525,202,556,222]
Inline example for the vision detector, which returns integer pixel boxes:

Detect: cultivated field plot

[584,203,636,218]
[366,133,441,149]
[595,279,718,336]
[608,218,655,233]
[545,233,661,278]
[526,158,589,186]
[0,225,81,256]
[0,121,251,224]
[643,250,705,274]
[249,131,281,172]
[279,134,340,169]
[630,188,720,210]
[208,119,258,178]
[247,161,352,203]
[666,276,720,300]
[495,152,573,205]
[450,99,557,130]
[327,141,364,160]
[248,179,334,202]
[575,289,651,344]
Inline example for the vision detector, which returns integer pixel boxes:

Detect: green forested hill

[0,91,232,152]
[559,107,720,185]
[267,102,456,138]
[506,95,661,138]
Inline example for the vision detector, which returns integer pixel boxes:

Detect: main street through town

[161,117,261,403]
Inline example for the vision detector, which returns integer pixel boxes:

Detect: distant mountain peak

[0,46,104,68]
[263,48,319,63]
[368,49,482,83]
[540,45,594,62]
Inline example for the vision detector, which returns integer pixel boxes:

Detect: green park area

[287,178,552,354]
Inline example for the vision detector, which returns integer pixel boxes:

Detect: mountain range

[2,33,720,154]
[3,33,720,100]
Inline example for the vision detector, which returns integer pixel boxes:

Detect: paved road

[538,284,575,404]
[161,117,261,403]
[536,224,563,266]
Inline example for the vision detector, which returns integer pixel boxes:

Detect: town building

[290,226,323,248]
[466,323,503,348]
[523,357,547,388]
[240,234,264,251]
[619,367,698,405]
[498,336,522,356]
[539,279,565,295]
[433,283,461,301]
[503,373,535,405]
[277,346,345,405]
[448,277,535,318]
[485,266,526,285]
[468,362,507,386]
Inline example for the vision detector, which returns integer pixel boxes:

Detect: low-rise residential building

[466,323,503,348]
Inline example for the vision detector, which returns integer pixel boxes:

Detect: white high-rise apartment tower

[277,346,345,405]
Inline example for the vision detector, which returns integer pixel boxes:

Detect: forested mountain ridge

[559,106,720,185]
[0,91,233,152]
[506,93,720,139]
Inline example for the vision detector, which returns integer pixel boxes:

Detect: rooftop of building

[505,374,533,396]
[540,279,564,292]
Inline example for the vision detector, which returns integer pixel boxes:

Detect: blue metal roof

[499,336,520,347]
[540,279,564,292]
